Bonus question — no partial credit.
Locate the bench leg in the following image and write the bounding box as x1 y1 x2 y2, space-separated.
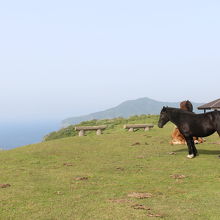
144 127 150 131
79 130 85 136
129 128 134 132
96 129 102 135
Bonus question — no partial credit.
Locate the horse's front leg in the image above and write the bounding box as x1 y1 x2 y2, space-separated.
185 137 196 159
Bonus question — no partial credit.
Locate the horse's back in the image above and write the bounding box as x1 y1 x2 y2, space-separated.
179 111 218 137
204 111 220 122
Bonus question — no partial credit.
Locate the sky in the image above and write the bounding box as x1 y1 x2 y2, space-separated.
0 0 220 122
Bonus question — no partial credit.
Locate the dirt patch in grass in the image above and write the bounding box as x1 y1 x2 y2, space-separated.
147 213 164 218
63 162 74 166
170 174 186 179
131 203 165 218
74 177 89 181
115 167 125 171
0 184 11 188
131 204 151 210
168 152 176 155
131 142 141 146
127 192 153 199
54 191 63 195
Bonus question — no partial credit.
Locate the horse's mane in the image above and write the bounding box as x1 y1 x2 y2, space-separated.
165 107 195 115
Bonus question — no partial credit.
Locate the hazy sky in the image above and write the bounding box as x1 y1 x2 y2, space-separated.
0 0 220 121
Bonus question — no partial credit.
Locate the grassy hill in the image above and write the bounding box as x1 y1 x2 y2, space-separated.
0 120 220 219
62 97 203 127
44 114 158 141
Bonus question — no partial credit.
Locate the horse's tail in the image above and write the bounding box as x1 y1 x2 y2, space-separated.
216 111 220 136
217 123 220 136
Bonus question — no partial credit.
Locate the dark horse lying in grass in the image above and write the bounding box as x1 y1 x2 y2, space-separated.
158 107 220 158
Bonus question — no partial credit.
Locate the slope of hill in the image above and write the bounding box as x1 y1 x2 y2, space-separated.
62 97 203 127
44 114 158 141
0 124 220 219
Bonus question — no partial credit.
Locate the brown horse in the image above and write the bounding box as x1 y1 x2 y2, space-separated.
170 101 204 145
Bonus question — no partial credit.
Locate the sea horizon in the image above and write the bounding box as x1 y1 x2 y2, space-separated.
0 119 60 150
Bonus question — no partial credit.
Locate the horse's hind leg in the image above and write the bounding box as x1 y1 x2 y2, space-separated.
185 137 194 158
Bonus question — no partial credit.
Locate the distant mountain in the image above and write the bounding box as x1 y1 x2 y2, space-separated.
62 97 204 127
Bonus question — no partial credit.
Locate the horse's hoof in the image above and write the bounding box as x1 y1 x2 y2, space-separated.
187 154 194 159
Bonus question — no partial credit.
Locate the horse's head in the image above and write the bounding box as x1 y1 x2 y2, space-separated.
158 106 170 128
180 100 193 112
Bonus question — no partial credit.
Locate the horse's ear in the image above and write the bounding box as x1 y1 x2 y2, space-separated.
162 106 167 112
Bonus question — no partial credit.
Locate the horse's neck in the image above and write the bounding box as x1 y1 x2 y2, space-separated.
167 109 182 126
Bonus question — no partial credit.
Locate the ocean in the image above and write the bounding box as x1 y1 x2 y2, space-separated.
0 120 60 150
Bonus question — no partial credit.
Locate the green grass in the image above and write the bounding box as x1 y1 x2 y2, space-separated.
0 122 220 219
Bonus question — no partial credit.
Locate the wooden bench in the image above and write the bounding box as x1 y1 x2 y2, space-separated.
75 125 107 136
123 124 154 132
